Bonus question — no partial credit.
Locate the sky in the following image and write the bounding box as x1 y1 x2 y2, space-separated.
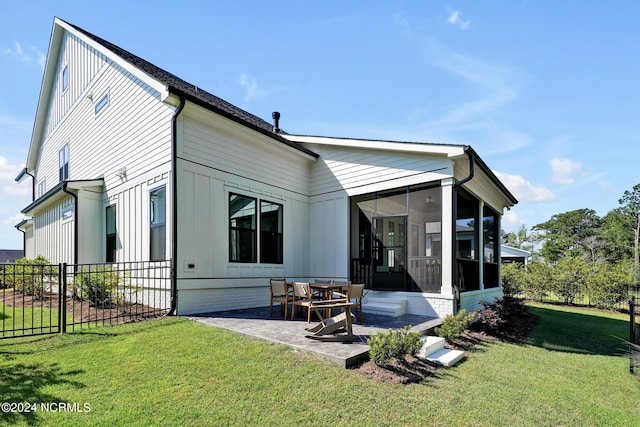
1 1 639 250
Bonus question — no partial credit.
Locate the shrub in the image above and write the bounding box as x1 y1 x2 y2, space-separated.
501 262 524 296
9 255 54 298
475 296 537 341
587 261 634 310
435 309 473 343
368 325 422 367
76 265 123 306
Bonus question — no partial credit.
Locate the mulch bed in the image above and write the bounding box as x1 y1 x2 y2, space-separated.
1 288 167 327
355 311 539 384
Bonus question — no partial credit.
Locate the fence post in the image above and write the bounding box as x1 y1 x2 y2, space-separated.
60 263 67 334
631 296 636 374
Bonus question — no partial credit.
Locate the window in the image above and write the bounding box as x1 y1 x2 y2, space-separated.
62 65 68 91
483 205 500 289
106 205 117 263
456 189 480 291
94 91 109 114
260 201 283 264
59 144 69 181
229 194 257 263
61 204 73 220
37 179 46 198
229 194 284 264
150 187 166 261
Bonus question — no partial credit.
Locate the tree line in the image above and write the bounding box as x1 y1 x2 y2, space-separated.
501 183 640 309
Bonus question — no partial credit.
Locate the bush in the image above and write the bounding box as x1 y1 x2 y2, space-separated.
475 296 537 341
435 309 473 343
8 255 54 298
501 262 524 296
76 265 123 306
587 261 634 310
368 325 422 367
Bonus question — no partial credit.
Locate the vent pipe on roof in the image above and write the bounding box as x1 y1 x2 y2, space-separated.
272 111 281 133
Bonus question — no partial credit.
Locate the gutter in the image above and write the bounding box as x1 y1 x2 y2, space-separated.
169 95 186 316
61 181 79 265
451 147 475 313
15 167 36 201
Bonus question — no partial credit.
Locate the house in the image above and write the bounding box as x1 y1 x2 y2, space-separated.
501 245 530 265
15 17 517 318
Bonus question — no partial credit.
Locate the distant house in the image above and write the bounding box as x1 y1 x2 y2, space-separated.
0 250 24 264
15 18 517 318
501 245 530 265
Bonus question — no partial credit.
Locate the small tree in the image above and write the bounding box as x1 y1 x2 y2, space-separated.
521 261 551 302
549 256 588 305
501 262 524 296
586 260 634 310
10 255 54 299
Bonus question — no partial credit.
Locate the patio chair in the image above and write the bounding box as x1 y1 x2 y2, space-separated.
269 278 290 319
291 281 322 322
335 283 364 323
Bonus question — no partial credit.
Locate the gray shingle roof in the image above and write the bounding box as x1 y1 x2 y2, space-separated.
63 19 318 159
0 249 24 264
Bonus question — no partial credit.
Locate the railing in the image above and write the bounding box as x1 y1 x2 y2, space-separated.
631 295 640 374
1 261 172 339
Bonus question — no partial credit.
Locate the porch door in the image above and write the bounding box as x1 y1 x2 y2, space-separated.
372 216 407 290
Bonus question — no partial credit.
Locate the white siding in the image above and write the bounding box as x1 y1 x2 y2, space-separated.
30 28 174 265
32 197 75 264
306 144 453 197
105 169 171 263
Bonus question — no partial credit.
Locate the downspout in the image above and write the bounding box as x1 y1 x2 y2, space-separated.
451 147 475 313
169 95 186 316
15 167 36 201
14 224 25 257
61 181 79 265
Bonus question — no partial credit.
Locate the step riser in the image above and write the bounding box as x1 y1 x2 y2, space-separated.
416 336 465 368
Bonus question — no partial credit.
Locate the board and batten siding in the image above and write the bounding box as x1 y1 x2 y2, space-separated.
31 197 75 264
174 105 314 314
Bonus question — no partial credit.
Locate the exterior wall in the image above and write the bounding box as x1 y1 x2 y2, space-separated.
23 225 35 259
175 105 315 314
31 196 75 264
305 143 454 286
29 28 174 265
105 169 171 263
459 287 503 313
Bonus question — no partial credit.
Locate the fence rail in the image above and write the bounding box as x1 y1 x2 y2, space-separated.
519 285 640 313
1 261 172 339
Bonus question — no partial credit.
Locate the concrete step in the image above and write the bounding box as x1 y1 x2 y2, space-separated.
416 335 465 368
425 348 466 368
362 297 407 317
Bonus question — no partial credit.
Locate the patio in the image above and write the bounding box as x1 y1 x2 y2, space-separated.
190 307 443 368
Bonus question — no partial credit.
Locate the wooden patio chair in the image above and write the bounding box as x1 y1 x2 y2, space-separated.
291 281 323 322
335 283 364 323
269 278 290 319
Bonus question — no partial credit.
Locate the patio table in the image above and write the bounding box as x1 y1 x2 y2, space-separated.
310 283 346 318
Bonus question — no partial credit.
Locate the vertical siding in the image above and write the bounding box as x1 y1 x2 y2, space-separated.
32 197 74 264
31 27 174 265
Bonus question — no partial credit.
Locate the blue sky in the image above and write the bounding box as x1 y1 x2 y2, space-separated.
1 1 639 249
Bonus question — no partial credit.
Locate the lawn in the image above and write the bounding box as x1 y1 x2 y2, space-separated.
1 304 639 426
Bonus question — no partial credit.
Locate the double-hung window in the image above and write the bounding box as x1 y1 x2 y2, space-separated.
59 144 69 181
229 193 283 264
150 186 166 261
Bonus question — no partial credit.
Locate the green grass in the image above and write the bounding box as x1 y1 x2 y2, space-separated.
1 305 60 337
1 304 639 426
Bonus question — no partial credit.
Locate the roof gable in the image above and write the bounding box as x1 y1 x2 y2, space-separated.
25 18 317 171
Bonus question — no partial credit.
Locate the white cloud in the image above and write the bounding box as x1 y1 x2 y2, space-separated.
550 157 581 185
238 72 268 102
598 180 618 194
501 209 524 232
3 41 45 69
447 10 470 30
494 170 555 203
0 156 29 198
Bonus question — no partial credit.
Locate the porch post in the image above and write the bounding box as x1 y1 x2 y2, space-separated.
479 200 485 291
441 178 454 296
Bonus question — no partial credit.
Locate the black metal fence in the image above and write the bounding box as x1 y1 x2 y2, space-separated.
1 261 172 339
631 296 640 374
520 285 640 313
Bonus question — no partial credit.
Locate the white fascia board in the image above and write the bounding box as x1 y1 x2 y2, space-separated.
283 134 465 157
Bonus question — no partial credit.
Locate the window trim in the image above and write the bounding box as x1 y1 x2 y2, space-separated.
229 193 257 263
260 200 284 264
